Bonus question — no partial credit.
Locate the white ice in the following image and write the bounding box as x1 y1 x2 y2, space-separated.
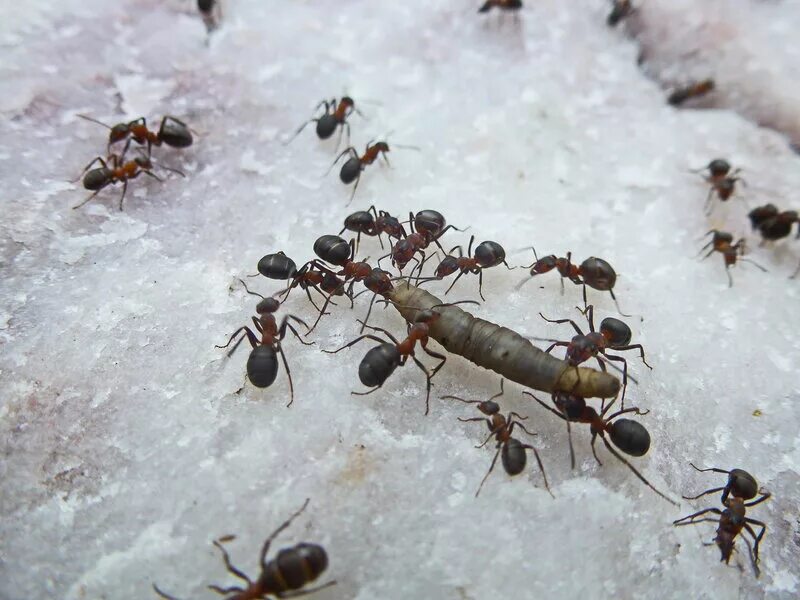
1 1 799 599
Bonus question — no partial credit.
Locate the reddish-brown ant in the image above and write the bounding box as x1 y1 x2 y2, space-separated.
153 498 335 599
340 206 406 251
525 390 677 505
748 204 798 244
77 114 193 156
434 235 512 301
381 210 462 273
668 78 715 106
698 230 767 287
284 97 362 148
73 152 185 210
538 305 651 408
691 159 745 213
478 0 522 13
442 379 551 497
517 248 630 316
674 466 769 576
216 281 313 405
327 141 392 204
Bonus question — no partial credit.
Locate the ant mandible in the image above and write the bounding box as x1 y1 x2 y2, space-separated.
538 305 651 408
517 248 630 316
153 498 336 599
73 152 185 210
668 78 715 107
434 235 512 301
284 97 362 149
674 465 770 577
442 379 551 497
525 390 677 505
77 114 193 157
340 206 406 251
698 230 767 287
216 281 313 405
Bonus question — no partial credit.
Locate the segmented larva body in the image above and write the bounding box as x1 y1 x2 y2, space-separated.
388 282 620 399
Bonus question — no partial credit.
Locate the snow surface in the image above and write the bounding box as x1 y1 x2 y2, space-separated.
1 1 799 599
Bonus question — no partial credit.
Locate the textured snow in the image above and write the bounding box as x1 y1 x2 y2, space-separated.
1 1 799 599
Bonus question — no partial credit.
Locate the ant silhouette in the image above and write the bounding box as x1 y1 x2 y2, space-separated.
697 230 767 287
284 97 363 149
435 236 512 301
77 114 193 157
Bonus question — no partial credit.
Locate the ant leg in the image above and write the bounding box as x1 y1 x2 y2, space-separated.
411 355 434 415
216 327 259 352
490 378 505 401
673 508 722 525
423 346 447 378
359 293 379 334
443 271 467 296
612 343 652 369
117 180 129 211
520 443 553 498
152 584 184 600
259 498 311 567
356 321 400 344
72 187 107 209
522 391 566 421
590 433 603 466
740 257 768 273
278 580 338 598
725 265 734 288
538 313 585 336
602 354 628 409
282 119 317 146
277 342 295 406
599 437 679 505
681 486 725 501
352 385 383 397
71 156 108 182
688 463 731 475
347 172 361 206
740 535 760 578
543 341 569 354
743 519 767 564
279 318 315 345
324 147 357 176
211 539 252 585
322 334 387 354
208 584 246 595
608 289 632 317
745 492 771 507
307 295 335 333
565 418 575 470
475 445 502 497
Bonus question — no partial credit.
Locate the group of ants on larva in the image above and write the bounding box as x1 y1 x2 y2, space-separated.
63 0 796 597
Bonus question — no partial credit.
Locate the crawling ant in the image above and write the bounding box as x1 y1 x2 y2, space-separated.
73 153 185 210
517 248 630 316
607 0 634 26
442 380 551 497
435 235 511 301
197 0 222 33
340 206 406 251
256 252 347 315
525 391 677 505
284 97 362 148
216 281 313 405
698 230 766 287
691 159 745 213
478 0 522 13
748 204 798 243
324 307 456 414
153 498 335 599
77 114 193 156
668 78 715 106
674 465 770 576
328 141 392 204
539 305 651 408
383 210 462 272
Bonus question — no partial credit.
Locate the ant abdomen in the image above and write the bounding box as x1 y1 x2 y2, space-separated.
316 114 338 139
474 241 506 268
435 256 460 277
501 438 527 476
258 252 297 280
159 119 193 148
83 168 110 191
600 317 632 347
314 235 351 266
340 157 362 184
358 344 401 387
247 346 279 388
580 257 617 291
608 419 650 456
727 469 759 501
261 543 329 593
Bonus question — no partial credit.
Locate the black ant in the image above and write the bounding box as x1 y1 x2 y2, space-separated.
748 204 798 243
607 0 634 26
383 210 462 272
478 0 523 13
517 248 630 316
691 159 745 213
327 141 393 204
216 281 313 405
197 0 222 33
434 236 512 301
442 380 551 497
284 97 362 148
256 252 348 315
674 465 770 577
668 78 715 106
324 308 455 415
538 305 651 408
77 114 193 156
525 390 677 505
340 206 406 251
698 230 767 287
73 152 185 210
153 498 335 599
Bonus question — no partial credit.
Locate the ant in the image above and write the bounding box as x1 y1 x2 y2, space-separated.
698 230 767 287
340 206 406 251
313 234 373 295
668 78 715 106
73 152 185 210
517 248 630 316
442 379 551 497
383 210 462 272
328 141 393 204
607 0 634 26
284 97 362 148
197 0 222 33
216 281 313 405
478 0 523 13
353 267 396 333
674 465 770 577
525 390 677 505
434 235 512 301
748 204 798 243
323 308 454 415
691 159 745 214
152 498 336 599
538 305 651 408
77 114 193 157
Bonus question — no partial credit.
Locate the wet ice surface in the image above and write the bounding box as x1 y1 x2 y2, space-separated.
1 1 799 599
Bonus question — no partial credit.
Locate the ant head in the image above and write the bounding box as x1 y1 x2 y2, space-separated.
414 210 446 238
579 257 617 291
435 256 460 277
474 241 506 268
340 96 355 108
708 158 731 177
108 123 130 144
373 141 390 153
599 317 632 347
727 469 758 501
414 309 440 325
710 230 734 245
608 418 650 457
313 234 352 266
477 400 500 416
256 297 280 314
552 392 586 420
365 268 393 294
